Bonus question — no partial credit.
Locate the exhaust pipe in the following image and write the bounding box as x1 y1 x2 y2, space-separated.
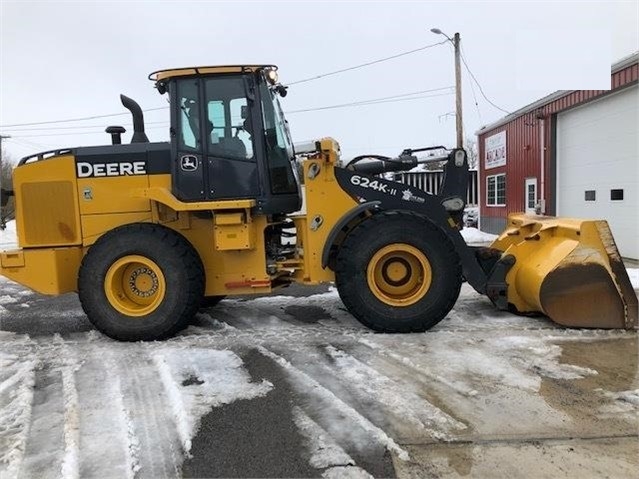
120 94 149 144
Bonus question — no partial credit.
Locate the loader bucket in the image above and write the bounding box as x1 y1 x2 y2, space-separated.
490 213 638 329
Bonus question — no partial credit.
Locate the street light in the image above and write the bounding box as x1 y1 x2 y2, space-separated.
431 28 463 149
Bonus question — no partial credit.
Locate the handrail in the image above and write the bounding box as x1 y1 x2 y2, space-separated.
18 148 73 166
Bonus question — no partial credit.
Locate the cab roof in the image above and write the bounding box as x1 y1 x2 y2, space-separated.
148 65 277 82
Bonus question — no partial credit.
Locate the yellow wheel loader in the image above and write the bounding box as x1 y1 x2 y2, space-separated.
0 65 636 341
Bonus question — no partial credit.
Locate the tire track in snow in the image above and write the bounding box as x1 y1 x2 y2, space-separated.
206 300 302 330
68 348 135 479
257 346 409 461
292 406 374 478
117 350 182 479
0 353 36 479
59 345 81 479
322 345 466 440
17 363 65 479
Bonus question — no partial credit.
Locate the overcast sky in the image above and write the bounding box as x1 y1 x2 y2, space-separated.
1 1 637 161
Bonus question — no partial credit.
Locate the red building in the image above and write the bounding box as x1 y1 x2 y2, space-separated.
476 53 638 260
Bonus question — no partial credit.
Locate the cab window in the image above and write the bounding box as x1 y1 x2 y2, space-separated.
204 77 254 161
177 79 200 151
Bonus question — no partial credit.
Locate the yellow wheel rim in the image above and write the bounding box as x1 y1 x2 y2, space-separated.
105 255 166 316
366 243 432 307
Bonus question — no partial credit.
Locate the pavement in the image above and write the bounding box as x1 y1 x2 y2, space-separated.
1 279 638 479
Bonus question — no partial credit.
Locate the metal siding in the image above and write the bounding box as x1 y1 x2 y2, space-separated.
478 61 638 229
556 85 638 258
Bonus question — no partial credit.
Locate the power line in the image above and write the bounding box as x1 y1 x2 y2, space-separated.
286 88 454 114
1 119 170 132
8 137 56 150
10 124 170 138
0 106 169 128
465 65 483 125
3 43 447 130
459 47 510 115
6 87 453 136
288 40 448 86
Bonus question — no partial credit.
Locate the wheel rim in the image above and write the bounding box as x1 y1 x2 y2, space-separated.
105 255 166 316
366 243 432 307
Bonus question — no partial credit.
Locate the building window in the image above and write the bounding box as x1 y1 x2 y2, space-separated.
610 189 624 201
527 183 536 209
486 174 506 206
585 190 596 201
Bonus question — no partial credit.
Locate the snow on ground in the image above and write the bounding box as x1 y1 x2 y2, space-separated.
460 226 497 244
0 220 17 250
0 280 637 478
153 348 273 454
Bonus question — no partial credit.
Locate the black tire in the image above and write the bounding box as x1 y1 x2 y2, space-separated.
200 295 227 308
335 211 462 333
78 223 204 341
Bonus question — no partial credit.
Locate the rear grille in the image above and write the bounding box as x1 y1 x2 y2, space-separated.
20 181 79 246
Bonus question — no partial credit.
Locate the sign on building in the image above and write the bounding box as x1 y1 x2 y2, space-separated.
485 131 506 169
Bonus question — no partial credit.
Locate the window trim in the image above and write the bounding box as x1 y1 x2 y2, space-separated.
486 173 506 207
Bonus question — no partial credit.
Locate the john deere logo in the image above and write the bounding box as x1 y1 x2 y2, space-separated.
181 155 198 171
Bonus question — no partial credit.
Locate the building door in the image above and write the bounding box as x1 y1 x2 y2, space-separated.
525 178 537 214
556 84 638 259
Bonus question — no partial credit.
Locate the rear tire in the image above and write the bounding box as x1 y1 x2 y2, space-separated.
78 223 204 341
335 211 462 333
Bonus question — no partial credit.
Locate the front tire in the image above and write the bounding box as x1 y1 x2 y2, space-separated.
78 223 204 341
335 211 462 333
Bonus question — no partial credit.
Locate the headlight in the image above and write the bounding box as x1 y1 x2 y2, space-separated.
266 69 278 85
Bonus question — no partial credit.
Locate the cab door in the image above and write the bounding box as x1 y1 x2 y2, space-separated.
172 77 207 201
203 76 260 200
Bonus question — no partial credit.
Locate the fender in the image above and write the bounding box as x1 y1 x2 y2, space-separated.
321 201 381 269
333 167 489 293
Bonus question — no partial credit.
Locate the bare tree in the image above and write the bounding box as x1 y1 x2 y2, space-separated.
1 149 15 227
465 136 479 170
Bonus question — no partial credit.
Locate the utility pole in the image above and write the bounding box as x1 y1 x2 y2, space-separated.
430 28 464 149
453 32 463 149
0 134 10 229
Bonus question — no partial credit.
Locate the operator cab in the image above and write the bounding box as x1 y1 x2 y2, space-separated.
149 65 301 214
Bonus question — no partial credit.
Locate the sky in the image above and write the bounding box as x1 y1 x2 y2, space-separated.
1 0 637 161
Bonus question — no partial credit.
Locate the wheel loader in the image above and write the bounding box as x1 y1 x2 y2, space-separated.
0 65 636 341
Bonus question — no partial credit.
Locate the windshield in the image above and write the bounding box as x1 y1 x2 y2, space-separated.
259 80 297 194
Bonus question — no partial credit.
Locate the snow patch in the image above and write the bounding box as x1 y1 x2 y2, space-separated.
0 295 18 305
0 220 17 250
495 336 598 381
109 372 140 479
60 348 82 479
324 345 466 437
323 465 374 479
460 227 497 244
292 406 355 469
598 388 639 417
0 353 36 478
258 346 410 461
153 348 273 454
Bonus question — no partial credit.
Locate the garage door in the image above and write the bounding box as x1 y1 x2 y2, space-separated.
556 85 638 260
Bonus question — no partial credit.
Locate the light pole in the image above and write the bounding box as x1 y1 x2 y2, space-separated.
431 28 463 149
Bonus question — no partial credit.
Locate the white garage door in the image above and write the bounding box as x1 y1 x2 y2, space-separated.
557 84 638 260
